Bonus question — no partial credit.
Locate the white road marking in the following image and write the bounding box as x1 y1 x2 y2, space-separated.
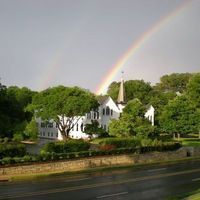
192 178 200 182
96 191 128 199
148 168 167 172
64 177 91 183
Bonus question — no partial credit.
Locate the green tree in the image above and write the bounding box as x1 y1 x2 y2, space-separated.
107 80 152 104
28 86 98 140
160 95 200 137
24 118 38 140
106 81 120 102
109 99 154 137
84 120 107 138
186 73 200 108
155 73 193 93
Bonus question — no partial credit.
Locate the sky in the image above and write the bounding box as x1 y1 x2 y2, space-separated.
0 0 199 94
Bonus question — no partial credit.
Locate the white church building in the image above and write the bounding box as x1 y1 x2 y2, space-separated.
37 78 155 140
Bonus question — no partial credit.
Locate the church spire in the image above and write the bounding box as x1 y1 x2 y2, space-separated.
117 71 126 104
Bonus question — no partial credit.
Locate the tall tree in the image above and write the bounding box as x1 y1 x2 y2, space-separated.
186 73 200 108
109 99 154 137
107 80 152 104
160 95 200 136
28 86 98 140
155 73 193 93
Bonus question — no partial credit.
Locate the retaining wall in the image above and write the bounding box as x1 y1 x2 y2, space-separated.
0 148 191 180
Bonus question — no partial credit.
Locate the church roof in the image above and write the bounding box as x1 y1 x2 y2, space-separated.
96 95 109 105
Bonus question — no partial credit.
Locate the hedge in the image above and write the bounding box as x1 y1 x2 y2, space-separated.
0 142 181 165
99 138 141 148
0 143 26 159
41 139 90 153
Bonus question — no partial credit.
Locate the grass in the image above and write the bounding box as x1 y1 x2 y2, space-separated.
167 188 200 200
179 138 200 147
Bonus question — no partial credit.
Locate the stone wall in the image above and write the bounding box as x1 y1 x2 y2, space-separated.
0 147 195 180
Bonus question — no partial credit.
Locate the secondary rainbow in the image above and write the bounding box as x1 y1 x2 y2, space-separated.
95 0 191 95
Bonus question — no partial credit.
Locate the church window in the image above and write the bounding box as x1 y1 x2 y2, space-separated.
87 113 91 119
106 106 110 115
76 124 79 131
103 108 105 115
81 123 84 132
97 112 99 119
48 123 53 128
111 109 113 116
94 112 96 119
41 122 46 128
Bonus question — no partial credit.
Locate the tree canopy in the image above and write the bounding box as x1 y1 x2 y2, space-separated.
155 73 193 93
160 95 200 135
107 80 152 104
109 99 154 137
29 86 98 139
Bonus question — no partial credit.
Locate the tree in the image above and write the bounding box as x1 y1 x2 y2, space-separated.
24 118 38 140
84 120 107 138
160 95 200 137
107 80 152 104
109 99 154 137
28 86 98 140
106 81 120 102
155 73 193 93
186 73 200 108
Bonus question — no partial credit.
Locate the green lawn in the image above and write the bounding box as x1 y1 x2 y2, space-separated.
167 189 200 200
179 138 200 147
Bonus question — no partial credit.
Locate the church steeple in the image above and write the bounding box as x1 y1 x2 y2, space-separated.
117 71 126 104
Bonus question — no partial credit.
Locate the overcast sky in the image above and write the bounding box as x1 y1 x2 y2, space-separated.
0 0 199 93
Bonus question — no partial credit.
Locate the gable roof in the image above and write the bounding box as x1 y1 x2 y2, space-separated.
96 95 109 105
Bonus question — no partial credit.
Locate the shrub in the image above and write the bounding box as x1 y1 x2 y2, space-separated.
99 138 141 148
99 144 116 151
0 143 26 159
1 157 15 165
41 139 90 153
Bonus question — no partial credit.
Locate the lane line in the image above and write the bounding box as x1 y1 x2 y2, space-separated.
64 177 91 183
1 168 200 199
96 191 128 199
148 168 167 172
192 178 200 182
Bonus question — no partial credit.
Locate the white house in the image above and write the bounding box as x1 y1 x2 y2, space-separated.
37 77 155 140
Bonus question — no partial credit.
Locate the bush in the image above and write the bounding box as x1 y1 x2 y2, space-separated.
0 143 26 159
99 138 141 148
1 157 15 164
41 139 90 153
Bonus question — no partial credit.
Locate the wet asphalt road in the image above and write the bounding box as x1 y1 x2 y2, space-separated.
0 160 200 200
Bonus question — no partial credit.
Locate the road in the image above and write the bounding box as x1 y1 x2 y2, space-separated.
0 160 200 200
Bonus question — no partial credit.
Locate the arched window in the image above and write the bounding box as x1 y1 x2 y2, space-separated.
87 113 91 119
111 109 113 116
103 108 105 115
76 124 79 131
97 112 99 119
81 123 84 132
106 106 110 115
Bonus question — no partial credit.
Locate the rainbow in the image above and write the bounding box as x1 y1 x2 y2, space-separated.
95 0 191 95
